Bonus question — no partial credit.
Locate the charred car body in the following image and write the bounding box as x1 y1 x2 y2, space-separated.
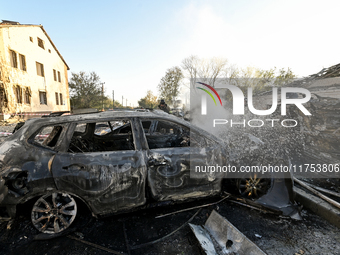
0 110 298 235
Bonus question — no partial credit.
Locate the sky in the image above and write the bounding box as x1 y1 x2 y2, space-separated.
1 0 340 107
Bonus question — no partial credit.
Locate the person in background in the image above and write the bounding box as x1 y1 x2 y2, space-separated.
158 99 170 113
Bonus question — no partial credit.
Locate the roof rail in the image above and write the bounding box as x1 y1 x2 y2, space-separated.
42 111 70 118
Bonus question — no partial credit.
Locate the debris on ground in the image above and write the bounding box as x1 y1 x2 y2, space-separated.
190 210 266 255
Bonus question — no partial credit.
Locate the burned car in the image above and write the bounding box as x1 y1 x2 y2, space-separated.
0 110 297 235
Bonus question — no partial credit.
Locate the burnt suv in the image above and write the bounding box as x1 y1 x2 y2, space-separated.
0 110 297 235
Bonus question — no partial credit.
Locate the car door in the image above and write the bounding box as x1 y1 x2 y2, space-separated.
51 118 147 215
141 118 225 201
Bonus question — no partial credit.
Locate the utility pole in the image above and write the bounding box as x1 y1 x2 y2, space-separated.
122 96 123 107
102 82 105 111
112 90 114 109
126 99 127 107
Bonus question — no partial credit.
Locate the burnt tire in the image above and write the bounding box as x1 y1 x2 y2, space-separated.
237 173 271 200
31 192 77 234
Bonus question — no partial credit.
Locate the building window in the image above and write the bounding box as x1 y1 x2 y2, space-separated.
57 71 61 82
53 69 57 81
59 93 63 105
10 50 18 68
37 37 45 49
55 92 59 105
29 36 33 42
48 49 51 53
19 54 27 71
24 87 31 104
39 91 47 105
36 62 44 77
0 84 8 108
14 85 22 104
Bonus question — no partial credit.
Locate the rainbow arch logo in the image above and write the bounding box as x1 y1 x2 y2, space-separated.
196 82 222 106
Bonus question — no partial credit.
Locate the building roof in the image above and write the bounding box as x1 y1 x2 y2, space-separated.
0 20 70 70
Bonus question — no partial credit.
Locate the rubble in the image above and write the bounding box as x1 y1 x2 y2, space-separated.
256 63 340 164
189 210 266 255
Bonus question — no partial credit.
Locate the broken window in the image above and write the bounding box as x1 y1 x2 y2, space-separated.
24 87 31 104
59 93 63 105
0 83 8 108
36 62 44 77
14 85 22 104
10 50 17 68
142 120 191 149
74 123 87 133
55 92 59 105
37 37 44 49
31 125 63 148
53 69 57 81
142 121 152 133
39 91 47 105
68 119 135 153
19 54 26 71
57 71 61 82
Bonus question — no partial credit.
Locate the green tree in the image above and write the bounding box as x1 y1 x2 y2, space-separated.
275 67 296 86
91 96 123 110
158 66 183 105
69 71 104 109
138 90 158 109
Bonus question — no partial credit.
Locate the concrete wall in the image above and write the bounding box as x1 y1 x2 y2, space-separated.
0 25 70 114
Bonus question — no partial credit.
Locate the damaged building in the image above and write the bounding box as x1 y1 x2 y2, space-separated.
255 63 340 164
0 20 70 119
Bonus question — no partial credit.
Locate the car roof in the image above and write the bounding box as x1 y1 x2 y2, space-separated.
25 110 184 126
22 110 224 145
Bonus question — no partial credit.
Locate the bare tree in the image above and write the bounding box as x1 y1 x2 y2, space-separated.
181 55 228 87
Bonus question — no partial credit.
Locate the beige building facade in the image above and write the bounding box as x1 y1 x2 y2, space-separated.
0 20 70 118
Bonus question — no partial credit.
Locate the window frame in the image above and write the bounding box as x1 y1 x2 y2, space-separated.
67 118 137 153
39 91 47 105
36 62 45 77
55 92 59 105
14 85 22 104
19 54 26 71
37 37 45 49
59 93 63 105
24 87 31 104
10 50 18 68
28 124 68 151
57 71 61 82
53 69 57 81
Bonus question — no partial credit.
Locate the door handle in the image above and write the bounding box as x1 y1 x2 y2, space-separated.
62 164 85 170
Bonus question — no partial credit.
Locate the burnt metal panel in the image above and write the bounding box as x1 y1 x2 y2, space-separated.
51 150 147 215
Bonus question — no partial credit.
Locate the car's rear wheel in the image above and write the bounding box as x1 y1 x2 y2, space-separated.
31 192 77 234
237 173 271 199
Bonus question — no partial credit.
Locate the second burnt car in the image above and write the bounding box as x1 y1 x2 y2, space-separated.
0 110 298 235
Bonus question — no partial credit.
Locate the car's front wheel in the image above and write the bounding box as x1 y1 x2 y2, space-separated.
31 192 77 234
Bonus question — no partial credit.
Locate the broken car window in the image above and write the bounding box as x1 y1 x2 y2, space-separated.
142 120 190 149
68 119 135 153
31 125 63 148
74 123 86 134
94 122 112 136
